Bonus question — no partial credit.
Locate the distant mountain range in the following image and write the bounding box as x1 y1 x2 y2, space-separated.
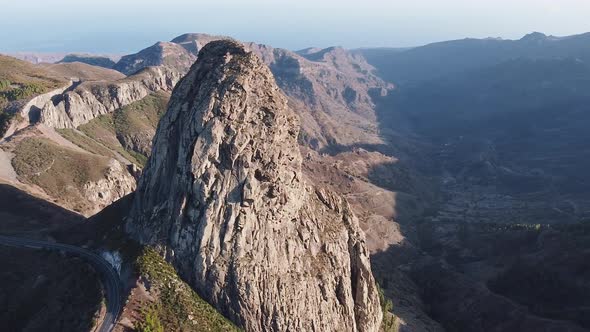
357 32 590 83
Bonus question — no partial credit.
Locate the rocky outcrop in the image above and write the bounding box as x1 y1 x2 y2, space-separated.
83 159 136 214
39 66 181 129
126 40 382 331
0 82 73 138
113 41 196 76
19 83 72 121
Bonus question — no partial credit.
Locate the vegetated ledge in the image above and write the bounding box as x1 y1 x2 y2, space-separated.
68 195 241 332
134 247 241 331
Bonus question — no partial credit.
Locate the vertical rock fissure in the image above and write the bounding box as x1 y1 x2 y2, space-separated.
126 40 382 332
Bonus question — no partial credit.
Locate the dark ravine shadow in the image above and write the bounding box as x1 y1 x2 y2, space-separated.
0 183 84 236
319 63 590 329
0 246 103 332
371 222 590 332
0 184 102 332
306 87 448 329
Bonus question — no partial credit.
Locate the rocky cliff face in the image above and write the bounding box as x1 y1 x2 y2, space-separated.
38 66 180 129
82 159 136 214
126 40 382 331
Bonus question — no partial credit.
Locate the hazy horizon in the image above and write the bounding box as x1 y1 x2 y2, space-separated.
1 0 590 54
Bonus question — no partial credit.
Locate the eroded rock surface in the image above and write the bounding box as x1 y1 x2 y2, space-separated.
126 40 382 331
39 66 181 129
83 159 136 214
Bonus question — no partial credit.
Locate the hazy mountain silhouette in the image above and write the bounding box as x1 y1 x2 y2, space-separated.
358 32 590 84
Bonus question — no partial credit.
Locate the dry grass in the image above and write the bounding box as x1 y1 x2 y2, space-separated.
42 62 124 81
113 90 167 134
0 55 65 90
11 137 111 213
57 128 118 158
78 116 145 166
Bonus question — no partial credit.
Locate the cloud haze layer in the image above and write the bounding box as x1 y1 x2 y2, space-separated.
1 0 590 53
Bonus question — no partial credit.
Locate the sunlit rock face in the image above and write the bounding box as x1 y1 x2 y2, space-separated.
126 40 382 332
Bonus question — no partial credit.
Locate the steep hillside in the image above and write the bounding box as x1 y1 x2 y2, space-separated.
96 33 432 330
2 128 135 215
112 33 394 150
75 91 170 166
248 43 394 150
0 56 173 217
0 56 138 217
356 32 590 332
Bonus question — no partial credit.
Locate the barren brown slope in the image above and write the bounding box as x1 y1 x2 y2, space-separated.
41 62 126 81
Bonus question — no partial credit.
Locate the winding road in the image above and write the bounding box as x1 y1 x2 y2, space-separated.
0 235 121 332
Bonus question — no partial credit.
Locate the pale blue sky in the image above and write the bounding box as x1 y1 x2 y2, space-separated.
1 0 590 53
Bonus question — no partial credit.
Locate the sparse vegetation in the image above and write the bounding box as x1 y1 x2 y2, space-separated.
378 282 398 332
135 247 240 331
0 55 64 96
113 91 167 135
77 91 169 166
0 110 15 136
11 137 111 213
135 307 164 332
56 128 118 158
0 82 45 101
0 55 66 136
0 79 10 90
78 114 146 166
70 201 240 331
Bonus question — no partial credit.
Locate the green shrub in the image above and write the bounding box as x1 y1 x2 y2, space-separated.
0 79 10 90
0 110 15 137
1 83 45 101
135 307 164 332
378 282 397 332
